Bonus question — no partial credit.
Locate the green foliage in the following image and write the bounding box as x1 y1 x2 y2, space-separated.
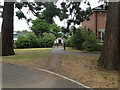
82 32 99 52
41 33 56 47
31 18 62 38
56 33 64 38
60 2 69 21
66 37 73 47
43 2 61 24
15 2 44 19
96 43 103 51
15 1 91 30
15 32 38 48
31 18 50 37
26 32 39 48
60 2 91 30
15 3 24 10
15 32 55 48
50 23 63 38
16 11 26 19
66 27 102 52
71 28 86 50
50 23 61 33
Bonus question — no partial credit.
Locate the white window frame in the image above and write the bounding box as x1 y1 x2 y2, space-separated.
98 29 105 42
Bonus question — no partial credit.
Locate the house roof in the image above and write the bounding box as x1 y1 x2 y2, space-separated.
83 4 107 22
92 4 107 11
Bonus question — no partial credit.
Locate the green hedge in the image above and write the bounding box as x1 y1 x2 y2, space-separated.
15 32 55 48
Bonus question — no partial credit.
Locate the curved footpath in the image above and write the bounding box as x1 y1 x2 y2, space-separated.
2 63 91 89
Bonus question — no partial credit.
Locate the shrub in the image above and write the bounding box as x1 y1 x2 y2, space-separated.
82 32 99 52
71 29 86 50
96 43 103 51
41 33 55 48
15 36 30 48
26 32 39 48
66 37 73 47
15 32 55 48
68 27 102 52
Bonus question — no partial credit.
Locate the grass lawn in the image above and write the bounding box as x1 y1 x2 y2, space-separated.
66 47 101 54
2 48 52 69
58 54 118 88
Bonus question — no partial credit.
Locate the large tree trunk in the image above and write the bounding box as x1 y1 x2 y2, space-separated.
1 2 15 56
98 2 120 70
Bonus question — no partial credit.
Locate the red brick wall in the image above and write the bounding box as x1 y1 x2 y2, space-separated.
97 11 106 30
82 12 96 32
82 11 106 36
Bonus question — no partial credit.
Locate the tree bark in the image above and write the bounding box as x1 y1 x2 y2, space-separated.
98 2 120 70
2 2 15 56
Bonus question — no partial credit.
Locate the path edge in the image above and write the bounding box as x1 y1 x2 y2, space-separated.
17 64 93 90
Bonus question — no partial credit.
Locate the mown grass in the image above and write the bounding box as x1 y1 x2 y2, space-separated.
2 48 52 68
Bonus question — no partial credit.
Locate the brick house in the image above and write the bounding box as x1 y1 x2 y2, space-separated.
82 4 107 42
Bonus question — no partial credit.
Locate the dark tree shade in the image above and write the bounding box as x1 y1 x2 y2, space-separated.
2 2 15 56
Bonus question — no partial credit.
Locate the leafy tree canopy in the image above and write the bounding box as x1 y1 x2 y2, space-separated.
60 1 91 32
31 18 50 37
15 0 92 35
49 22 62 37
15 2 60 24
42 2 61 24
31 17 62 37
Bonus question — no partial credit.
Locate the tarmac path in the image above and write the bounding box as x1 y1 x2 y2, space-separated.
2 63 85 88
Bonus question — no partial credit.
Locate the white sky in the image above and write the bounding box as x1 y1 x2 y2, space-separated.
0 0 104 32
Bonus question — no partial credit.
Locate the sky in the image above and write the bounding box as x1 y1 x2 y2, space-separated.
0 0 104 32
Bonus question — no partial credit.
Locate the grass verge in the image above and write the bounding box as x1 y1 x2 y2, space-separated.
2 48 52 69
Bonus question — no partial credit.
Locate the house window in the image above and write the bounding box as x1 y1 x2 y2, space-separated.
98 29 105 42
100 32 105 42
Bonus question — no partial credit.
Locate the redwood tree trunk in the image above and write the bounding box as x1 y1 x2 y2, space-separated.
98 2 120 70
2 2 15 56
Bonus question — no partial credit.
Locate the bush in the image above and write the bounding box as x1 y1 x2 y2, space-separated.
96 43 103 51
15 36 30 48
15 32 55 48
41 33 55 48
67 28 102 52
66 37 73 47
71 29 86 50
82 32 99 52
26 32 39 48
